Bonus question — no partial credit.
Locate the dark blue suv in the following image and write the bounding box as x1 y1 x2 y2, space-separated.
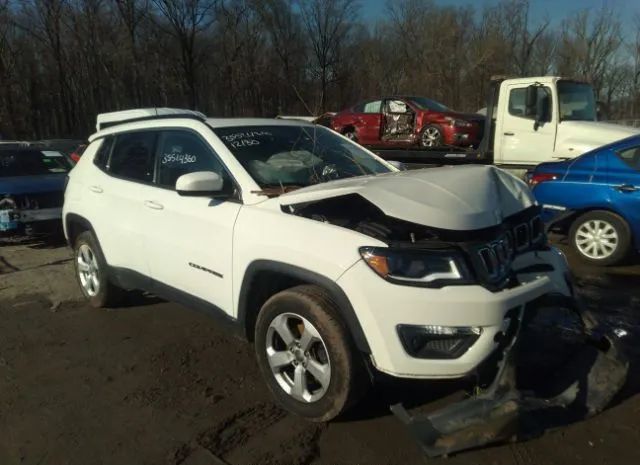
530 135 640 266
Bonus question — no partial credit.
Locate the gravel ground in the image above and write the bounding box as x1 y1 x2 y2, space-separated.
1 235 639 465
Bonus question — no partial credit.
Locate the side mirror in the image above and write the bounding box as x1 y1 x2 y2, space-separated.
176 171 224 196
387 160 408 171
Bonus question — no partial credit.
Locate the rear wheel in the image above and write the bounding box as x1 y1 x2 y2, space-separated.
569 211 631 266
73 231 123 307
254 285 367 422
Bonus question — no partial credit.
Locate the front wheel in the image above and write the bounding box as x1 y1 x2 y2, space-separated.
254 285 367 422
569 211 631 266
420 124 443 148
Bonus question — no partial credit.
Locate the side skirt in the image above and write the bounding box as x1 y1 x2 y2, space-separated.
107 266 244 338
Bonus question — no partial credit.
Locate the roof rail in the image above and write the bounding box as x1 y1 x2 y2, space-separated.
96 108 206 132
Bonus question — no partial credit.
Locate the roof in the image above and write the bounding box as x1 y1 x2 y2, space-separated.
204 117 314 128
89 110 317 142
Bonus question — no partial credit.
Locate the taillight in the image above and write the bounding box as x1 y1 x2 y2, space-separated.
529 172 558 187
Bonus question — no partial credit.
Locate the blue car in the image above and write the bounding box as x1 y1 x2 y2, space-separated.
0 148 72 234
530 135 640 266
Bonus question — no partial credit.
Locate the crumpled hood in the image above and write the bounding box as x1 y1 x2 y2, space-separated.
555 121 640 158
0 174 67 195
279 165 534 230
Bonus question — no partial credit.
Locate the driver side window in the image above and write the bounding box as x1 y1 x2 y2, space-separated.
508 87 552 122
156 130 232 192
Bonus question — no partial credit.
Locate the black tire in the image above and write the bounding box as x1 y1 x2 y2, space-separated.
73 230 123 307
420 124 443 148
569 210 631 266
343 128 358 143
254 284 368 422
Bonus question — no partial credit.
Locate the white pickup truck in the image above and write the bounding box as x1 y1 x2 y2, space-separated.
490 76 640 166
373 76 640 171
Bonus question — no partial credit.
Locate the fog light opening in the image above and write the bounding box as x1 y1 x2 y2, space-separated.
397 325 482 359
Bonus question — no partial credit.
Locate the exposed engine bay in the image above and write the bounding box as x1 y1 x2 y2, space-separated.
283 193 545 291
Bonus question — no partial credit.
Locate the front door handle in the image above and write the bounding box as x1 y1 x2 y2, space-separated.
88 185 103 193
144 200 164 210
503 132 515 136
616 184 638 193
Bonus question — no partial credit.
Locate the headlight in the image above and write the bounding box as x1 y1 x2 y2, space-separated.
444 117 472 128
359 246 474 287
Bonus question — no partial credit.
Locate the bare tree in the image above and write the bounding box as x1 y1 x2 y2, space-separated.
299 0 357 112
114 0 150 105
557 7 622 100
152 0 216 108
1 0 640 139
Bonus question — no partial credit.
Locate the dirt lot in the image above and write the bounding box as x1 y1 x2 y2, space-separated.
1 235 640 465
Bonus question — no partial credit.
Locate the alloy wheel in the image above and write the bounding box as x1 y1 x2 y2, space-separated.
422 127 441 147
265 312 331 403
77 243 100 297
575 219 619 260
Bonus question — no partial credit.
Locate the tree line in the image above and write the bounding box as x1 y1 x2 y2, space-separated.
0 0 639 140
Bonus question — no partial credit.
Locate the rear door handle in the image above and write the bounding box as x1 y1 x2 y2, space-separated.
88 185 103 193
503 132 515 136
616 184 638 193
144 200 164 210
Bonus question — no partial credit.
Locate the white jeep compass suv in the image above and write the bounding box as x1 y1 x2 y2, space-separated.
63 108 573 421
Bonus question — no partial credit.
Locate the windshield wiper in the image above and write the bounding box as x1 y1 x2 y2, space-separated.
251 184 304 197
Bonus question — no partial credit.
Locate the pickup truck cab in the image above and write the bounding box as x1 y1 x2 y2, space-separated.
492 76 640 167
63 108 574 422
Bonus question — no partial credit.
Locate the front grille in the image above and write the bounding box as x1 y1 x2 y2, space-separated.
477 237 511 281
12 191 63 210
473 214 544 287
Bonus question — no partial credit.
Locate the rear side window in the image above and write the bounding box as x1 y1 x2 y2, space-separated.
94 136 114 169
363 100 382 113
108 132 158 182
156 130 231 190
618 146 640 171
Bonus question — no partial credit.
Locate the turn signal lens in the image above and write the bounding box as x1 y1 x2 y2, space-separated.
361 250 390 278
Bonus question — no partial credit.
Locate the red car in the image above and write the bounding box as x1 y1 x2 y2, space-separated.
330 96 484 149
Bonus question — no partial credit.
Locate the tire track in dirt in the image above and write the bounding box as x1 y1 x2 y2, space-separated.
171 402 324 465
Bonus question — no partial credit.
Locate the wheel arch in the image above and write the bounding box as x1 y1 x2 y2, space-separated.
65 213 97 248
237 260 371 354
548 206 631 236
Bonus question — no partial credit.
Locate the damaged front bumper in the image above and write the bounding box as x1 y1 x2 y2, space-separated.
391 297 628 457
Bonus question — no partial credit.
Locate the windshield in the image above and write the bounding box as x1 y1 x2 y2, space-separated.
0 150 72 177
558 81 596 121
407 97 450 112
214 125 392 189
